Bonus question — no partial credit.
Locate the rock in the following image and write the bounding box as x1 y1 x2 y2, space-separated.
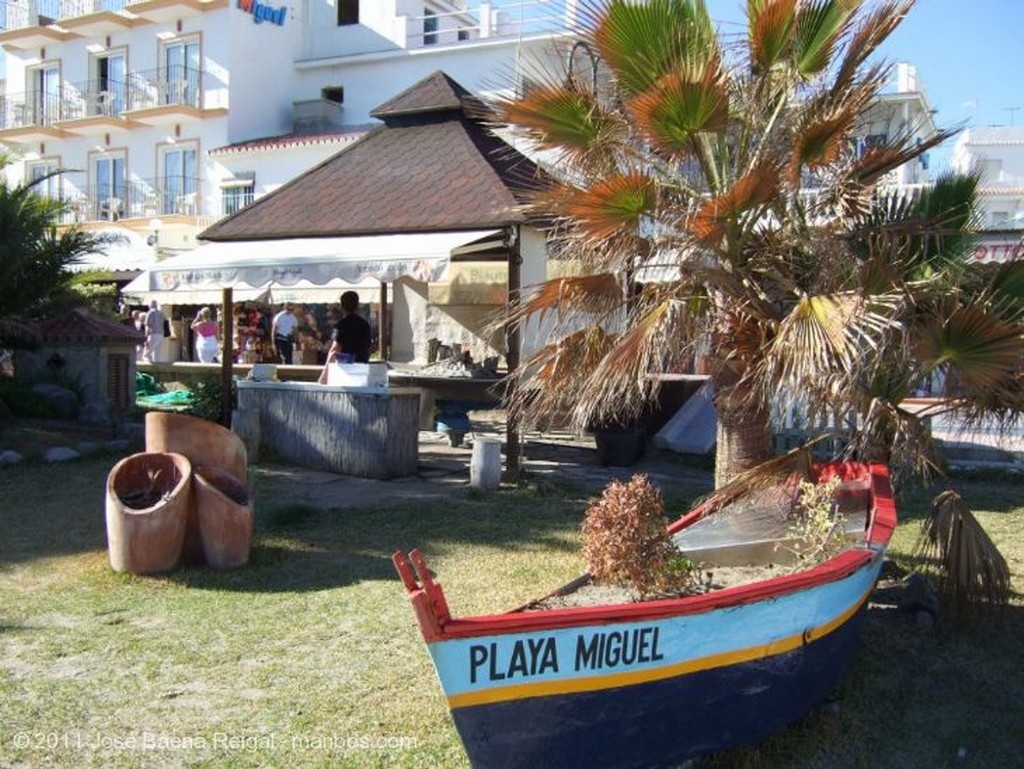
43 446 81 462
1 450 24 464
80 398 113 425
31 383 81 420
914 609 936 632
75 441 100 455
105 439 131 453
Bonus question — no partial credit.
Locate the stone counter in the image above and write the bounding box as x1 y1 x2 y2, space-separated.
234 381 420 479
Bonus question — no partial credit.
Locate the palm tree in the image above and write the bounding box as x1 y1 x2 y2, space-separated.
0 163 109 349
493 0 1023 488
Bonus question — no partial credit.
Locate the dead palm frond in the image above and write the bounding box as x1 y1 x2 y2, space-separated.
914 489 1011 621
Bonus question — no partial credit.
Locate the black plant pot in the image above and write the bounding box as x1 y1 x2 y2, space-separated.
593 425 646 467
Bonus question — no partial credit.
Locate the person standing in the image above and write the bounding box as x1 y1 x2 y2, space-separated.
318 291 372 384
271 303 299 365
144 300 166 363
190 307 220 363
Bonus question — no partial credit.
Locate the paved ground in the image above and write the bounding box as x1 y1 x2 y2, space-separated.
251 412 715 512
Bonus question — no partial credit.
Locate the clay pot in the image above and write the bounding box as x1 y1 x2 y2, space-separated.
145 412 247 482
106 452 192 574
194 465 253 570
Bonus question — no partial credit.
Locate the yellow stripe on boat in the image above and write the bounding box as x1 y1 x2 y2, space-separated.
447 583 873 710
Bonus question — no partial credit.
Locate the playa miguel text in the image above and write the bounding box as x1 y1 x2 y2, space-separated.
469 626 663 684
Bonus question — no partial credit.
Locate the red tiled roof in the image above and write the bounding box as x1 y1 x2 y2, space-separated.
40 308 143 345
200 71 546 241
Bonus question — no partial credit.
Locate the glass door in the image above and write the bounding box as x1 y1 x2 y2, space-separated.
29 65 60 124
162 147 197 215
164 41 200 107
95 155 125 221
98 53 126 116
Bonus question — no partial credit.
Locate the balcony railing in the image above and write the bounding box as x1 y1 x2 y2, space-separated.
0 89 65 129
59 76 129 120
61 176 200 223
125 65 203 112
404 0 576 48
0 67 208 130
0 0 129 30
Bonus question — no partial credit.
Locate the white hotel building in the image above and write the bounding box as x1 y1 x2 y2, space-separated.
0 2 949 281
0 0 574 252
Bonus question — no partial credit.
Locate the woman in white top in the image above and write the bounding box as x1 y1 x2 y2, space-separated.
190 307 220 363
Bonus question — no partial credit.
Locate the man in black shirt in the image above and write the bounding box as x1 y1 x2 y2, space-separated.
317 290 372 383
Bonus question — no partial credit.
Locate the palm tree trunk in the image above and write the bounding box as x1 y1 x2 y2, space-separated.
713 369 775 488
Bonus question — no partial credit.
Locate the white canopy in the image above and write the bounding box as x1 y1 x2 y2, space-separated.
121 230 503 305
67 226 159 274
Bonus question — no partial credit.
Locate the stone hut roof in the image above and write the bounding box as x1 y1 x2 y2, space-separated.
40 309 143 345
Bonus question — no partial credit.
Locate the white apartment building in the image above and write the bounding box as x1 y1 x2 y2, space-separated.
0 0 574 252
950 126 1024 263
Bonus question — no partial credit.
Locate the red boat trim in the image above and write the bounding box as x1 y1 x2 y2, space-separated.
446 580 876 710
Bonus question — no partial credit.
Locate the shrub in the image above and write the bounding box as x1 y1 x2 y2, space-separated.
184 375 232 424
781 475 848 566
0 380 58 418
581 473 694 599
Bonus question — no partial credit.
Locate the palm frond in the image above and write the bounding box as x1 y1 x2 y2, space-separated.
791 0 858 78
628 66 729 155
592 0 718 98
748 0 797 74
831 0 914 92
915 304 1024 392
560 173 658 240
499 82 618 156
690 162 779 247
914 489 1011 621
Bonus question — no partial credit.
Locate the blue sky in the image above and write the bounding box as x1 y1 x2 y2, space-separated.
478 0 1022 170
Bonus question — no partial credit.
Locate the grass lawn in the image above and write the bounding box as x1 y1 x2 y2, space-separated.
1 451 1022 768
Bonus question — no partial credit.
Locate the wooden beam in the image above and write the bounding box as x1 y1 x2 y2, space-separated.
220 287 233 427
379 281 389 360
504 225 522 482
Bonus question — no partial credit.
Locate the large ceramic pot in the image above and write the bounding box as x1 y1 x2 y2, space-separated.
193 465 253 570
145 412 247 482
105 452 192 574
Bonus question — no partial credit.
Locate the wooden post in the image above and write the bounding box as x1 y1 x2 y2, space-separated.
220 287 233 427
504 225 522 482
379 280 389 360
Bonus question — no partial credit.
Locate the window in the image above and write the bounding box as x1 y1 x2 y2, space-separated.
337 0 358 25
457 29 469 41
321 86 344 104
992 211 1010 227
222 172 255 216
423 8 438 45
93 153 126 221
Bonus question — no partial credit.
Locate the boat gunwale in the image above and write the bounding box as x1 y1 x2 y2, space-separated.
397 462 895 641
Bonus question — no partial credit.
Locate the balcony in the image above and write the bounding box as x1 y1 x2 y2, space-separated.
124 0 226 24
0 90 71 143
55 76 140 135
0 0 74 49
123 65 225 125
58 0 135 38
63 176 200 224
402 0 575 49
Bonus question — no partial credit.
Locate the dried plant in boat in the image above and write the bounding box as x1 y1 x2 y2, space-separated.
778 476 849 567
582 474 696 599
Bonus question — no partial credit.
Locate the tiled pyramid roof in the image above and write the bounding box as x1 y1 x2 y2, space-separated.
200 72 545 241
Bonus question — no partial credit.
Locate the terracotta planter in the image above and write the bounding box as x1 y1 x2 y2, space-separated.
105 452 192 574
145 412 247 482
194 465 253 570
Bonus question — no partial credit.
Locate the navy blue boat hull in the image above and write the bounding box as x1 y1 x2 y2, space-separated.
451 606 867 769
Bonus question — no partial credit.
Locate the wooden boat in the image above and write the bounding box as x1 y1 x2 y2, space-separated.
393 462 896 769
